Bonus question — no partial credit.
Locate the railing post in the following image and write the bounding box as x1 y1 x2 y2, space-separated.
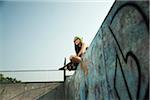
64 57 66 81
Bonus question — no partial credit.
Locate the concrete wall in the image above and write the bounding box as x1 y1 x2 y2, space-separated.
0 83 61 100
65 0 149 100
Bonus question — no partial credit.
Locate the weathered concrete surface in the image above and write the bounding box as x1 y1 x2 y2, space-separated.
0 83 61 100
37 83 65 100
65 0 149 100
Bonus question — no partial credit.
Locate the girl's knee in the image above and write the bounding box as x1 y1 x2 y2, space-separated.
72 56 81 63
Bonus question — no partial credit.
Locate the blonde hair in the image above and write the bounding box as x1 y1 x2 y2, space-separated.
74 36 83 43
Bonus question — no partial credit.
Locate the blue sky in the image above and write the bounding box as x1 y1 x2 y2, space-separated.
0 1 114 81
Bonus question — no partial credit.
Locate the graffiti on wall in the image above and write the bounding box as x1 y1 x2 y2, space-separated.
107 2 148 100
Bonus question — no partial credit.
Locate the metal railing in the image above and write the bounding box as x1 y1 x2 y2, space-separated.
0 69 66 83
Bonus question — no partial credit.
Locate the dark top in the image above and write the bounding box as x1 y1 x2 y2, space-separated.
73 44 88 68
75 44 88 57
75 44 82 57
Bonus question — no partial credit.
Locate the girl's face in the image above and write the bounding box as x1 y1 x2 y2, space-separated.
74 39 80 45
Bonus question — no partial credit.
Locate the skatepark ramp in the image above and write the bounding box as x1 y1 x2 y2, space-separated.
0 83 62 100
65 0 149 100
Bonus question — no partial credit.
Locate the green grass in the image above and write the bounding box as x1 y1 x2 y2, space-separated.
0 74 21 84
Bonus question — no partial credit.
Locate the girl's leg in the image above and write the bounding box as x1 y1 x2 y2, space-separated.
70 56 81 63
